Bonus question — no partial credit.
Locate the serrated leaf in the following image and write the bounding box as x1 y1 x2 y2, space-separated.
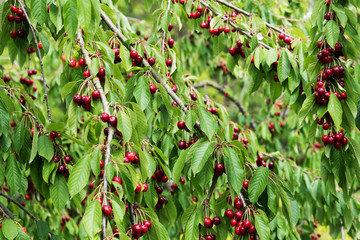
30 0 47 25
117 110 133 143
50 175 69 210
161 10 171 32
325 20 340 48
90 146 101 177
38 136 54 161
328 93 342 128
63 0 78 42
278 50 290 82
14 121 24 154
173 148 189 184
61 81 78 100
120 45 132 71
30 127 39 163
68 154 91 198
37 220 50 239
82 200 102 239
255 209 270 240
2 219 17 240
249 167 268 203
5 155 21 193
77 0 92 33
189 139 215 175
224 147 244 194
130 102 147 142
67 101 78 134
266 48 278 66
133 76 151 110
298 94 315 126
184 210 200 240
198 106 216 139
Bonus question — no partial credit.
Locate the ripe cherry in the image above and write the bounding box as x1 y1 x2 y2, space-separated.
126 152 136 161
249 225 256 233
101 113 109 122
68 59 76 68
52 156 60 163
133 224 142 234
135 183 142 192
142 183 148 192
204 217 213 228
147 57 156 66
97 68 105 77
64 155 72 164
225 209 234 218
11 6 18 13
102 204 112 216
177 121 186 129
92 90 101 99
278 33 285 40
166 59 172 66
322 122 330 130
214 163 225 176
149 84 157 94
242 181 249 190
141 224 148 234
224 26 231 33
235 210 243 219
178 140 187 149
50 131 58 138
108 116 117 126
144 220 152 229
243 220 251 229
130 50 138 59
213 216 221 225
230 218 237 226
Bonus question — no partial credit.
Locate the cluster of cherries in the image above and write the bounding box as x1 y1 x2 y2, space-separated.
26 45 36 54
73 90 100 111
317 41 343 65
2 75 11 83
129 50 156 67
178 137 199 149
278 33 294 46
256 154 274 170
108 40 122 64
321 129 347 149
8 5 28 39
151 169 169 209
123 151 140 164
190 92 198 101
130 220 152 239
206 107 219 115
60 216 71 227
165 38 175 49
228 40 247 58
24 181 35 202
267 122 276 134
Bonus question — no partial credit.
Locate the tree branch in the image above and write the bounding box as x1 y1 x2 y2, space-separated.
260 152 321 179
18 0 52 123
214 0 292 38
0 192 38 222
199 0 271 50
100 10 206 136
76 30 116 239
194 80 257 130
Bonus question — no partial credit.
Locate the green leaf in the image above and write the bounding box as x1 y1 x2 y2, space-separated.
90 146 101 177
328 93 342 128
67 101 78 134
224 147 244 194
117 110 133 143
77 0 92 34
266 48 278 67
50 175 69 210
134 76 151 111
184 210 200 240
63 0 78 42
298 94 315 126
198 106 216 139
355 99 360 130
249 167 268 203
278 50 290 82
37 220 50 239
82 200 102 239
38 136 54 161
0 99 9 136
96 41 115 63
2 219 18 240
61 81 78 100
325 20 340 48
254 209 270 240
189 139 215 175
130 102 147 142
120 45 132 71
5 155 21 193
161 10 171 32
14 121 24 154
68 154 91 198
30 128 39 163
119 165 135 202
48 122 66 132
172 148 189 184
30 0 47 25
254 47 262 69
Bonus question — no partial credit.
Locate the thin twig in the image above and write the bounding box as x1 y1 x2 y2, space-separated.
194 80 257 130
0 201 15 219
18 0 52 123
76 30 116 239
214 0 292 38
260 152 321 179
0 192 38 222
199 0 271 50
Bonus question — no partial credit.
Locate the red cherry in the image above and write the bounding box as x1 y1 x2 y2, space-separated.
64 155 72 164
113 176 122 184
178 140 187 149
130 50 138 59
214 163 225 176
102 205 112 216
133 224 142 234
230 218 237 226
278 33 285 40
248 225 256 233
126 152 136 161
166 59 172 66
149 84 157 94
144 220 152 229
92 90 101 100
97 67 105 78
225 209 234 218
147 57 156 66
234 199 242 209
204 217 213 228
101 113 109 122
68 59 76 68
342 137 348 145
8 15 15 22
177 121 186 129
142 183 148 192
224 26 231 33
242 181 249 190
11 6 18 13
50 131 58 138
243 220 251 229
235 210 243 219
108 116 117 126
135 183 142 192
52 156 60 163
